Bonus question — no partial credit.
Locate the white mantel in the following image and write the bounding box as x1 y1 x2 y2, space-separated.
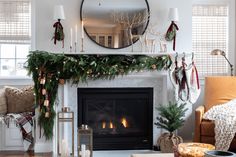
51 71 172 155
50 52 191 58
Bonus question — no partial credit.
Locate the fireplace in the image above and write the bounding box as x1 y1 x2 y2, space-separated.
78 88 153 150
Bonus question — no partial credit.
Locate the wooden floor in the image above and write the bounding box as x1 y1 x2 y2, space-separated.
0 151 53 157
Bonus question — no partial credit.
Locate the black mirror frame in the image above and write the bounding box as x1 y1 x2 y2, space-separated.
80 0 150 50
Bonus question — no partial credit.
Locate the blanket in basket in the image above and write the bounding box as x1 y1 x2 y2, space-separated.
0 112 34 150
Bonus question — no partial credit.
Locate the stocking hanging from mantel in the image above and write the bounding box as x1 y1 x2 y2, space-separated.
169 53 200 104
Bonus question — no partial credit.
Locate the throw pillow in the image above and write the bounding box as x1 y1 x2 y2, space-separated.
0 88 7 114
5 86 35 113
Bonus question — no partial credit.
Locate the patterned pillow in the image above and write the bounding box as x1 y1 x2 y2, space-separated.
0 88 7 114
5 86 35 113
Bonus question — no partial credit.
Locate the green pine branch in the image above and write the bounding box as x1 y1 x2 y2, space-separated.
154 102 187 133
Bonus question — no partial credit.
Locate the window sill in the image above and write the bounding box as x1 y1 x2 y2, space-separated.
0 76 33 86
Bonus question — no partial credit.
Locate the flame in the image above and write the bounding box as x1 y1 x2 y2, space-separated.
109 121 114 129
102 122 106 129
121 117 128 128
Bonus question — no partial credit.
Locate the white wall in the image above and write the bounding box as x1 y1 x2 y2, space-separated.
34 0 192 152
35 0 192 53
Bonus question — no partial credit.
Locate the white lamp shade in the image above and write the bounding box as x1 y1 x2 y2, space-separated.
168 8 179 22
54 5 65 20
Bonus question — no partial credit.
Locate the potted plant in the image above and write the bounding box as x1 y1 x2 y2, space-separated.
154 101 187 153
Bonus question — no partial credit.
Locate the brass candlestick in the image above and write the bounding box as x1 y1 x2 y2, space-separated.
81 38 84 52
74 42 77 52
70 46 72 52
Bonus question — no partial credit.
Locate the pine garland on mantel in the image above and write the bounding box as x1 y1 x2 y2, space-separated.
26 50 172 139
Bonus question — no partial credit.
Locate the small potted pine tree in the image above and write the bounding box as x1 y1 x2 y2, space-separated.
155 101 187 153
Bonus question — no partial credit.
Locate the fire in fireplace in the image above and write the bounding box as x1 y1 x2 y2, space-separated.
78 88 153 150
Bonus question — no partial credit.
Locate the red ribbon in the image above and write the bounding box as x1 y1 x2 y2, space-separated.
166 21 179 51
191 62 200 89
53 21 64 48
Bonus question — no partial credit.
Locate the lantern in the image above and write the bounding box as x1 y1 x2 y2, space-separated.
57 109 74 156
78 125 93 157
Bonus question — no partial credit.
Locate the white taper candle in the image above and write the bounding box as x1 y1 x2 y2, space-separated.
70 28 73 47
81 144 86 157
75 24 78 43
81 21 84 39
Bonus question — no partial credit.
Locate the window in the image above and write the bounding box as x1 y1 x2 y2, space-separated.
0 0 31 77
192 5 229 77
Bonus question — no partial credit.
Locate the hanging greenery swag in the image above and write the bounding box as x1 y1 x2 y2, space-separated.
26 51 172 140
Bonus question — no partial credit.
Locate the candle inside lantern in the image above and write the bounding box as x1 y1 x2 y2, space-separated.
81 21 84 39
81 144 86 157
65 141 69 157
85 150 90 157
61 139 67 157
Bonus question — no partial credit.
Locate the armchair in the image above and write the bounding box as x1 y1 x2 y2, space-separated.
194 76 236 150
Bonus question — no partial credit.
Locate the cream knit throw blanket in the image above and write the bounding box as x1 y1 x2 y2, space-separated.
203 98 236 151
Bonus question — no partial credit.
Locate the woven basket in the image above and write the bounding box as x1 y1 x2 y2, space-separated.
158 133 183 153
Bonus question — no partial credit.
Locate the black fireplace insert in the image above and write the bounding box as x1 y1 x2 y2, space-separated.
78 88 153 150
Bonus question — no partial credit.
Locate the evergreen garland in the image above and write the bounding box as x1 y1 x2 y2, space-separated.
26 50 172 139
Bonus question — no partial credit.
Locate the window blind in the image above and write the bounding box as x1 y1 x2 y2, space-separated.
192 5 228 77
0 0 31 44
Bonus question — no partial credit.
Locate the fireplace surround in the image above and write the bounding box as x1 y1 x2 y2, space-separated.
78 88 153 150
53 73 168 154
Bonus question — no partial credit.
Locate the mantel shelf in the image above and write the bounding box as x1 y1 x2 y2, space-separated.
51 51 191 57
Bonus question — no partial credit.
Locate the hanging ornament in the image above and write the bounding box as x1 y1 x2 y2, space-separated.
47 73 53 78
119 69 124 74
152 64 157 70
45 112 50 118
42 89 47 95
44 99 49 107
40 77 46 84
59 79 65 85
87 69 92 74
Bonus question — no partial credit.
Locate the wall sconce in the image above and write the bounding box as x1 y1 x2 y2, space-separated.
53 5 65 48
168 8 179 22
165 8 179 51
54 5 65 21
210 49 234 76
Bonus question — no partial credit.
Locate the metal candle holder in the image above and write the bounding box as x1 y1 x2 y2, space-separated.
74 42 77 52
81 38 84 52
70 46 72 52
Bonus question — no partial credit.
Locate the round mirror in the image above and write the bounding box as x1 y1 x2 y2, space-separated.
80 0 150 49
